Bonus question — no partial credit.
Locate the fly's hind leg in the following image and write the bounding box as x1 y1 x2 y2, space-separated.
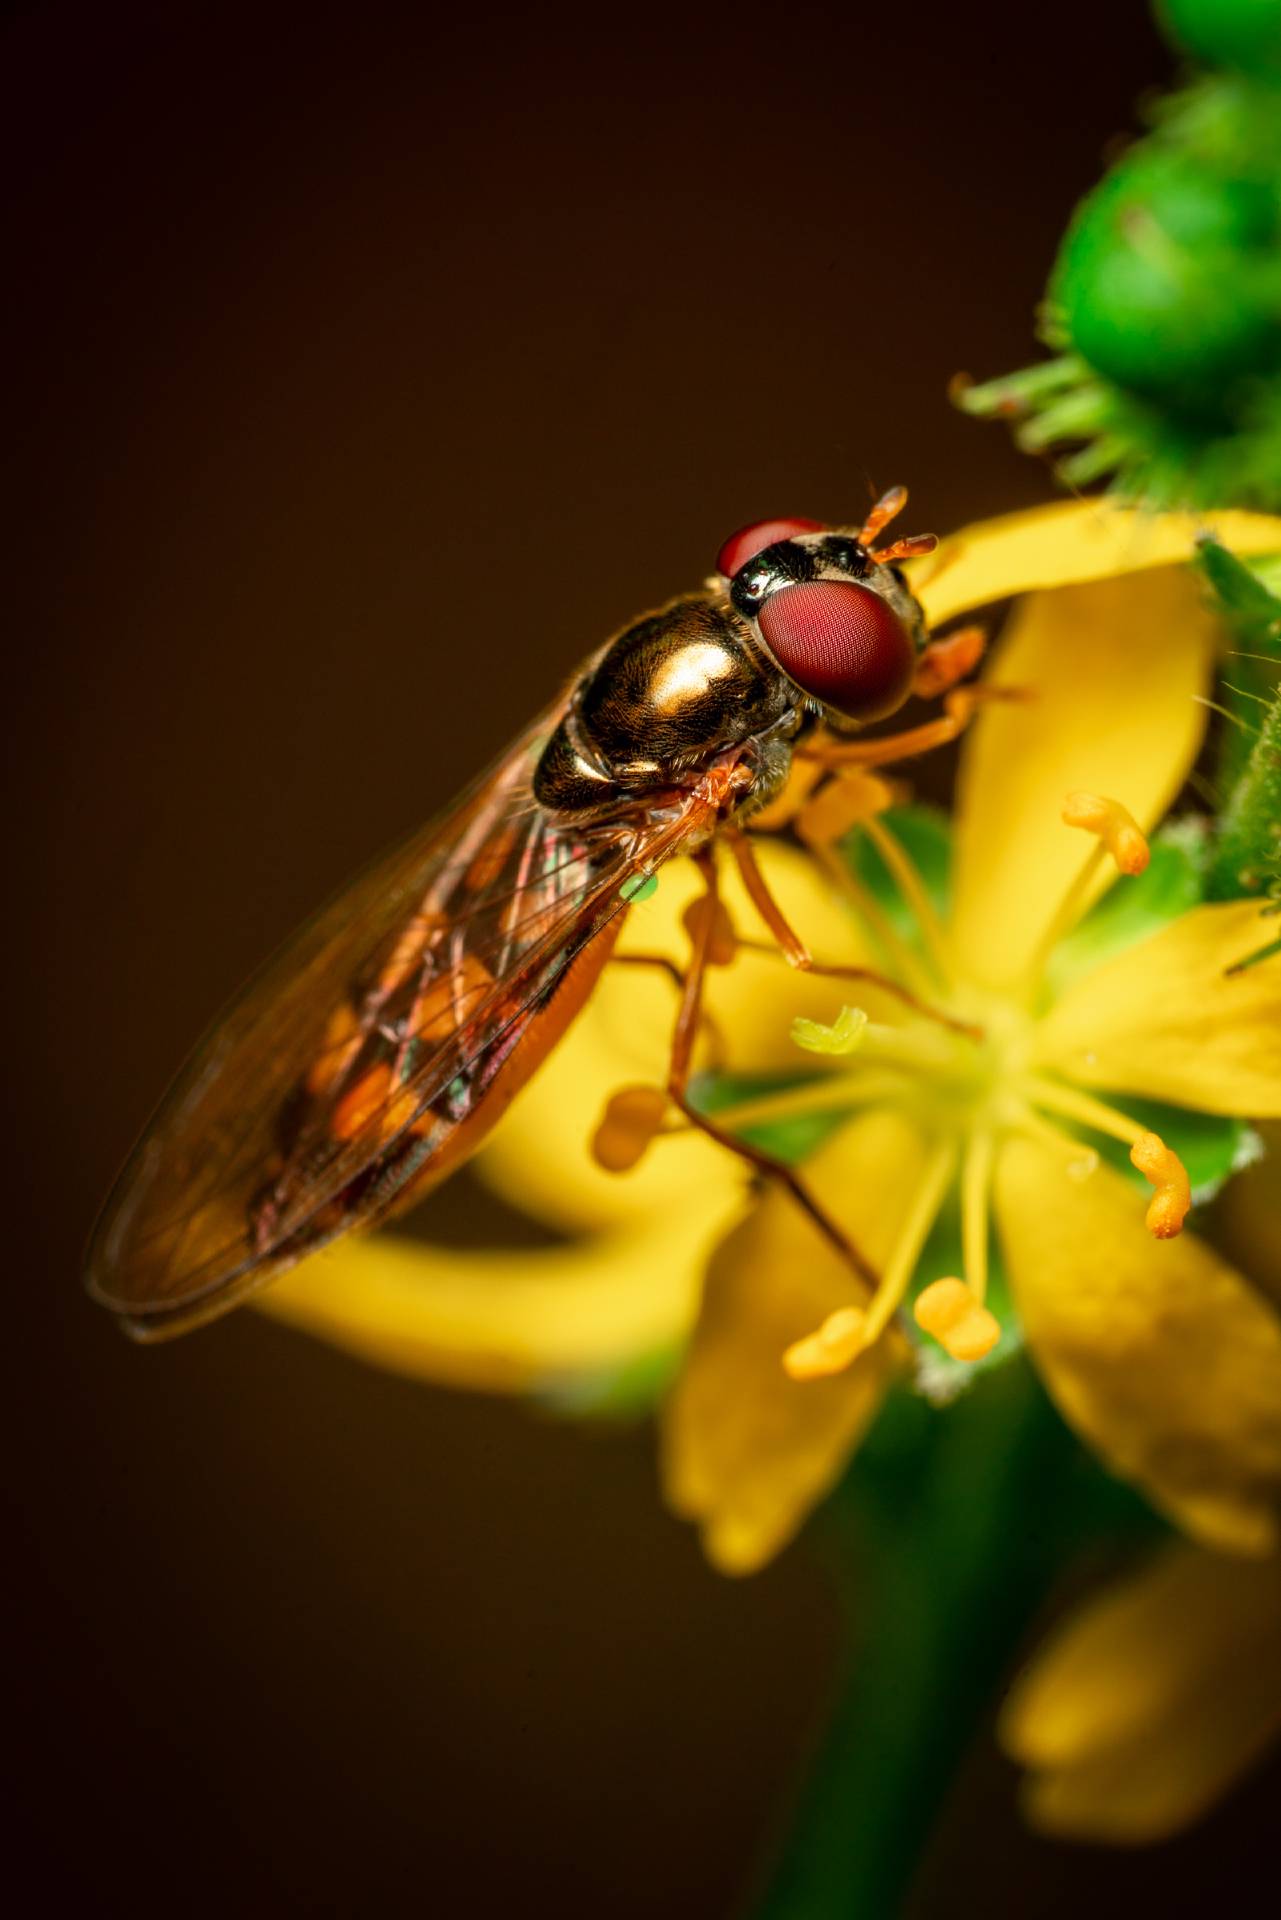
608 950 727 1067
593 848 879 1292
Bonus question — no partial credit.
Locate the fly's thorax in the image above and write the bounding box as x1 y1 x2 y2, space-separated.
532 592 799 819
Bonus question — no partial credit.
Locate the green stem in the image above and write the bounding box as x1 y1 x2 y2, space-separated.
752 1362 1144 1919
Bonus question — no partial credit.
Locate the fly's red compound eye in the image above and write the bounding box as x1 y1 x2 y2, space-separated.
757 579 916 721
716 516 825 579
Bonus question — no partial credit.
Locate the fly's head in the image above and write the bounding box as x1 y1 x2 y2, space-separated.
716 492 934 727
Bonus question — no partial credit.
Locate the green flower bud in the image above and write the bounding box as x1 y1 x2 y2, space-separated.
1156 0 1281 80
1051 147 1281 426
958 65 1281 508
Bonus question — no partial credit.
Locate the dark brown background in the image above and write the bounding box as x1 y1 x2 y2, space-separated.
6 2 1277 1913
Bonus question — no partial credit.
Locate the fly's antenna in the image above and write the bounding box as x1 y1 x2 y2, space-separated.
858 484 938 566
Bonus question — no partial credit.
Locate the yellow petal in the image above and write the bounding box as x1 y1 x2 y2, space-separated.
1001 1543 1281 1842
478 839 888 1235
949 564 1217 989
996 1137 1281 1555
911 499 1281 628
257 1191 744 1393
1033 902 1281 1115
661 1110 924 1575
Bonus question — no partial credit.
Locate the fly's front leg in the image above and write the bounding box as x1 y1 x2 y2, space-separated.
911 623 986 700
796 683 1027 771
742 639 990 837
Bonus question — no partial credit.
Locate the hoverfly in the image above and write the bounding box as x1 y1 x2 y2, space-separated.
88 488 988 1338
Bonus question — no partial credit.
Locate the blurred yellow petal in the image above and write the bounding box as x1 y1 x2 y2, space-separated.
478 840 881 1235
948 565 1218 990
911 498 1281 628
1001 1543 1281 1843
661 1110 924 1575
996 1137 1281 1555
1033 903 1281 1115
258 1190 744 1393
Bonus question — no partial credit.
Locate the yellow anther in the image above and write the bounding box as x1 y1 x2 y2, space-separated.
681 894 738 967
913 1277 1001 1363
1061 791 1150 876
591 1084 668 1173
791 1005 869 1057
782 1305 868 1381
1129 1130 1192 1239
796 767 894 844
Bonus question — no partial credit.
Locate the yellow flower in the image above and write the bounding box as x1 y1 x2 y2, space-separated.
261 500 1281 1571
1000 1540 1281 1843
999 1129 1281 1846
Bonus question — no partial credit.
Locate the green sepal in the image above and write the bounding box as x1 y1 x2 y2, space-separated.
1195 538 1281 898
1196 533 1281 632
1212 685 1281 899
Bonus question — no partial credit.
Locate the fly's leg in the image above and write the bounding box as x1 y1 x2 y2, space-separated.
722 827 976 1036
658 850 879 1291
609 951 687 992
608 950 727 1067
910 623 986 700
795 683 1026 771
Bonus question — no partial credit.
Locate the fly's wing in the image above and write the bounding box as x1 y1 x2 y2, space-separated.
87 705 741 1339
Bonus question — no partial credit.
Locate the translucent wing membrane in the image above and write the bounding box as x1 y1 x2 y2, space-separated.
88 700 743 1339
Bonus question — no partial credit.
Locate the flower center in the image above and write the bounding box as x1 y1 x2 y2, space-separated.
766 791 1190 1379
588 786 1195 1383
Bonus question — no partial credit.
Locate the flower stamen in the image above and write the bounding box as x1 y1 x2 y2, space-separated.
1021 789 1151 1000
681 894 738 967
913 1278 1000 1362
1023 1074 1148 1148
793 767 895 845
860 811 952 986
591 1084 668 1172
1012 1105 1101 1181
1130 1130 1192 1239
1061 791 1150 876
783 1138 956 1379
802 836 940 1002
782 1305 868 1381
909 1131 1000 1364
960 1128 994 1304
705 1071 914 1135
1022 1076 1191 1239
